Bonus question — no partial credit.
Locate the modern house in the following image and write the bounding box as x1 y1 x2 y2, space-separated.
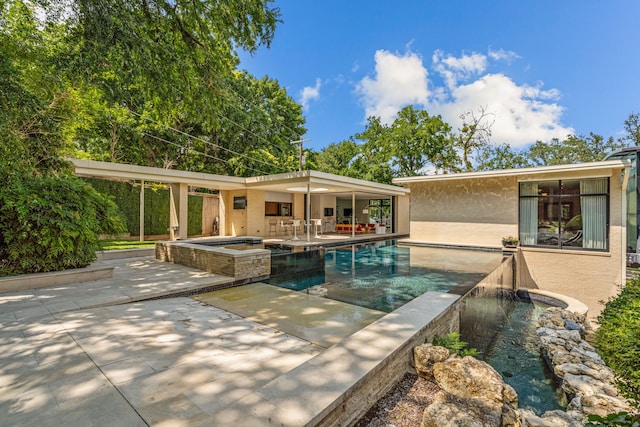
72 158 630 319
393 160 630 319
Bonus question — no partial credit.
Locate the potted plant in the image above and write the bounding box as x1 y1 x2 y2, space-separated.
501 236 519 248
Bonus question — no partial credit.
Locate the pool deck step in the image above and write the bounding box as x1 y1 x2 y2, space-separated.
0 257 235 321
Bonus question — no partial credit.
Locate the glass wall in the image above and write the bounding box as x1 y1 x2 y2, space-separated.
519 178 609 250
604 149 638 253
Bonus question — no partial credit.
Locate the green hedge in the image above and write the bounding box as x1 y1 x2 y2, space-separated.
595 276 640 409
0 175 126 276
84 178 203 236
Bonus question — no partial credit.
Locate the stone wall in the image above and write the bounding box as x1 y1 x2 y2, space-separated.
314 293 463 427
155 241 270 282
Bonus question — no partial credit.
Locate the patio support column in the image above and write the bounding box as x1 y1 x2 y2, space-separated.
306 184 312 242
352 190 356 238
169 183 189 240
139 180 145 242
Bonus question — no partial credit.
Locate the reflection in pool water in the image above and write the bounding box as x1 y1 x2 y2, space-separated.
266 240 502 313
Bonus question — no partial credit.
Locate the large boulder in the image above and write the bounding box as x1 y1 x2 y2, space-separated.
413 344 451 379
422 356 520 427
421 391 508 427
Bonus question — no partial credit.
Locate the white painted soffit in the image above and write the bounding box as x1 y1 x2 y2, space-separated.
69 159 246 190
392 160 630 184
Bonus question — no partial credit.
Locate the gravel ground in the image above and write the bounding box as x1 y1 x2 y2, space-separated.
356 373 441 427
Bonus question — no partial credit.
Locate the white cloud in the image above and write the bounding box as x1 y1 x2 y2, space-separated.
437 74 573 147
433 50 487 88
355 50 429 124
355 48 573 148
299 78 322 111
488 48 520 63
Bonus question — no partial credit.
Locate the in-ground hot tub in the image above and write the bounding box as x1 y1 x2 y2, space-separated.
156 237 270 283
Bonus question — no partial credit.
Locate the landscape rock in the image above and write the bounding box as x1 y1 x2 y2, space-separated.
422 356 520 426
421 390 515 427
413 344 451 379
413 306 634 427
567 393 633 417
518 409 582 427
536 307 633 420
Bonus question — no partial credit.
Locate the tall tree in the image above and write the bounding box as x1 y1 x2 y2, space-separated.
454 106 495 171
474 143 529 171
314 139 359 177
526 133 628 166
352 116 395 184
389 105 455 176
4 0 293 175
619 112 640 147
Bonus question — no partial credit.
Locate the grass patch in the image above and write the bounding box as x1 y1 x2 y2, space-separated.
98 240 156 251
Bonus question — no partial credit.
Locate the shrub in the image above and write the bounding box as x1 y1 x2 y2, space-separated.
431 332 480 357
0 174 126 276
595 276 640 410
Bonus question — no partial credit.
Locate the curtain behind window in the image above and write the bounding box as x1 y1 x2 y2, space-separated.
580 178 607 249
519 182 538 245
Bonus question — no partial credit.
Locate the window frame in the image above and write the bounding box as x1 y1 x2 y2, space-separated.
518 178 610 252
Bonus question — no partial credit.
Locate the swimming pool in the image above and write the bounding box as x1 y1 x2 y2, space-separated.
265 240 503 313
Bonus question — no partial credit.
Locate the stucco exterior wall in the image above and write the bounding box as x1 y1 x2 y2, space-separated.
223 190 248 236
395 195 410 235
246 190 265 236
405 176 518 248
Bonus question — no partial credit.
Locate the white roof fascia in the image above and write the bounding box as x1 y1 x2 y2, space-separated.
392 160 629 184
70 159 410 196
70 159 246 190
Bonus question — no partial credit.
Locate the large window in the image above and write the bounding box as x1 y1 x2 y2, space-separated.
265 201 292 216
368 199 391 225
519 178 609 250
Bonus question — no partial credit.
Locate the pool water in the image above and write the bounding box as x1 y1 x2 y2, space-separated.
460 289 566 414
265 240 502 313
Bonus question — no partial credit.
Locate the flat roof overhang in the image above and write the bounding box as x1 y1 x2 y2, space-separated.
392 160 630 184
70 159 247 190
70 159 410 199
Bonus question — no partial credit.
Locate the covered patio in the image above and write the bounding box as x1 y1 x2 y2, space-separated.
70 159 410 243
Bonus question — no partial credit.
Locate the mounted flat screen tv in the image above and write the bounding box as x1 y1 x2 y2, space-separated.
343 208 352 217
324 208 334 216
233 196 247 209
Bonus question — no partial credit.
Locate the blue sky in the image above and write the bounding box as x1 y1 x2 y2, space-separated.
239 1 640 152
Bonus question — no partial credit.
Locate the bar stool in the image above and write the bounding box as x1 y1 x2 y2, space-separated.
313 219 322 237
280 220 291 237
268 220 278 236
291 219 301 240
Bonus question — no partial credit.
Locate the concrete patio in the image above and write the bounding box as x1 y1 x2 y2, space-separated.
0 254 461 426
